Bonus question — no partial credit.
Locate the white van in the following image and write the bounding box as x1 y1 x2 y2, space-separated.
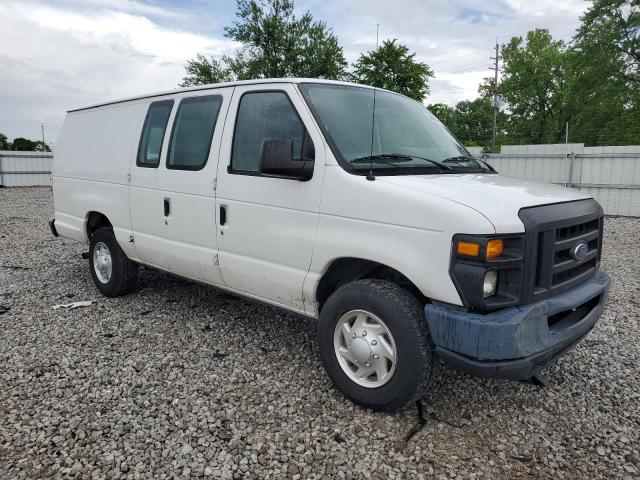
51 79 610 411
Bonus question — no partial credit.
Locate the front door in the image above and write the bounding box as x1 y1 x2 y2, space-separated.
215 83 326 313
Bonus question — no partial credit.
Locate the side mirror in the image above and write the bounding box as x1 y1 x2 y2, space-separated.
259 138 313 181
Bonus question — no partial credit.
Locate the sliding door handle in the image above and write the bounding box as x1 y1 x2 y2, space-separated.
164 198 170 217
219 205 227 226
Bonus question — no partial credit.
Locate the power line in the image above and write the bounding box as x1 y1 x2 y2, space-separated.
425 21 581 70
429 50 486 66
438 61 492 74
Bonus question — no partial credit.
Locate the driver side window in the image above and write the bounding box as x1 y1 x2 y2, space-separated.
231 91 310 174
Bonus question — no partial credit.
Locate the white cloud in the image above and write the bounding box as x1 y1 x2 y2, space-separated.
0 0 237 143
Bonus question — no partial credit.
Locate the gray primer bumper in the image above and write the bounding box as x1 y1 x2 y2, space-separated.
425 270 610 379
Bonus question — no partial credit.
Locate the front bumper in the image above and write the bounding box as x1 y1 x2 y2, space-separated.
425 270 610 379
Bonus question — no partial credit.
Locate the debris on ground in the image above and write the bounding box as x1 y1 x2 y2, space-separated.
403 400 427 444
332 432 346 443
52 300 93 310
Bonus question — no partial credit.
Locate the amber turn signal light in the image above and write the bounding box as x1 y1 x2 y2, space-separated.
486 239 504 259
457 241 480 257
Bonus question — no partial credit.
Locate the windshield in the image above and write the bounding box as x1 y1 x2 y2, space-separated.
299 83 490 175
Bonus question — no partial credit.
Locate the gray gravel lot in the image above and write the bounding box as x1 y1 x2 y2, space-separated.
1 187 639 479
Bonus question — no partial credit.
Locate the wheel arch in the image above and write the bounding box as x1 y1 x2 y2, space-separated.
85 211 113 240
315 257 427 313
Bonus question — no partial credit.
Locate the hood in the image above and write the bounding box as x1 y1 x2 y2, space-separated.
377 173 590 232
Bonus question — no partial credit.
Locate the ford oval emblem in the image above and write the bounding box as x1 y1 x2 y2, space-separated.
571 240 589 262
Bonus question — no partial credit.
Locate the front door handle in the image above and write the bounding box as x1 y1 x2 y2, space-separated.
164 198 170 217
219 205 227 225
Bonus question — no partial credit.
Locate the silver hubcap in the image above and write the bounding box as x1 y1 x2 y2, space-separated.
93 242 112 284
334 309 397 388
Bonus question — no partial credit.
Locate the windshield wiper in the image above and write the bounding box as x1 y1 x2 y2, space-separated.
476 157 497 172
351 153 453 170
443 155 495 172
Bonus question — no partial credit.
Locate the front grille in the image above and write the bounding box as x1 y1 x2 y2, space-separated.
538 217 601 294
519 199 604 304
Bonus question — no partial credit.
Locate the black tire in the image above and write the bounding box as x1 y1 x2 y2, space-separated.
318 279 435 411
89 227 138 297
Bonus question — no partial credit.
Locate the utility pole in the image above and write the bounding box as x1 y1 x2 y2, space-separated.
376 23 379 49
490 41 499 153
41 124 46 148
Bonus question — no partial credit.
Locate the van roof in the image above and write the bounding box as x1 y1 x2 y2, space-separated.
67 78 379 113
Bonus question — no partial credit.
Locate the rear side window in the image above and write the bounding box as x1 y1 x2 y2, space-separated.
167 95 222 170
137 100 173 167
231 91 306 173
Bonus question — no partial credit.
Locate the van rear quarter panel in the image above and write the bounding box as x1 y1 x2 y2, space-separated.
53 102 148 255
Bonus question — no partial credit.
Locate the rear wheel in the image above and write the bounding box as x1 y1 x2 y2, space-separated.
89 227 138 297
318 279 435 411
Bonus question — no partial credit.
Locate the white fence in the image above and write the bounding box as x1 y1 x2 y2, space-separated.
0 151 53 187
479 144 640 217
1 145 639 216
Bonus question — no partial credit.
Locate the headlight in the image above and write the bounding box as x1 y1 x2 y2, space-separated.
483 271 498 298
450 234 524 312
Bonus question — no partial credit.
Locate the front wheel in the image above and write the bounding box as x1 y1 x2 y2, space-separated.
318 279 435 411
89 227 138 297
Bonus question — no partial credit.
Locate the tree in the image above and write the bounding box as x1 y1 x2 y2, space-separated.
0 133 10 150
437 3 639 148
497 29 570 144
180 54 233 87
182 0 348 86
429 98 508 149
225 0 347 79
569 0 640 145
352 39 433 101
11 138 37 151
428 104 458 129
452 97 497 148
33 141 51 152
576 0 639 88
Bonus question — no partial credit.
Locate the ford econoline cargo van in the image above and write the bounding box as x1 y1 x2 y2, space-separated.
50 79 610 411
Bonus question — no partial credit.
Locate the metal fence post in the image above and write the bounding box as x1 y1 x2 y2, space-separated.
567 152 575 188
0 152 4 187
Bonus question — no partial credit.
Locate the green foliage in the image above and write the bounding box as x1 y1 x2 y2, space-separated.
33 141 51 152
0 133 9 150
181 0 347 85
180 54 233 87
352 39 433 101
11 138 37 151
429 98 507 150
569 0 640 145
576 0 639 87
428 104 457 128
224 0 347 80
467 4 640 148
0 136 50 152
498 29 570 144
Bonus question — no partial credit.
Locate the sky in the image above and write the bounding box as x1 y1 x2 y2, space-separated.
0 0 589 145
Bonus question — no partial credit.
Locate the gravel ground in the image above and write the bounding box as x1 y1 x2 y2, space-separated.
1 187 639 480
